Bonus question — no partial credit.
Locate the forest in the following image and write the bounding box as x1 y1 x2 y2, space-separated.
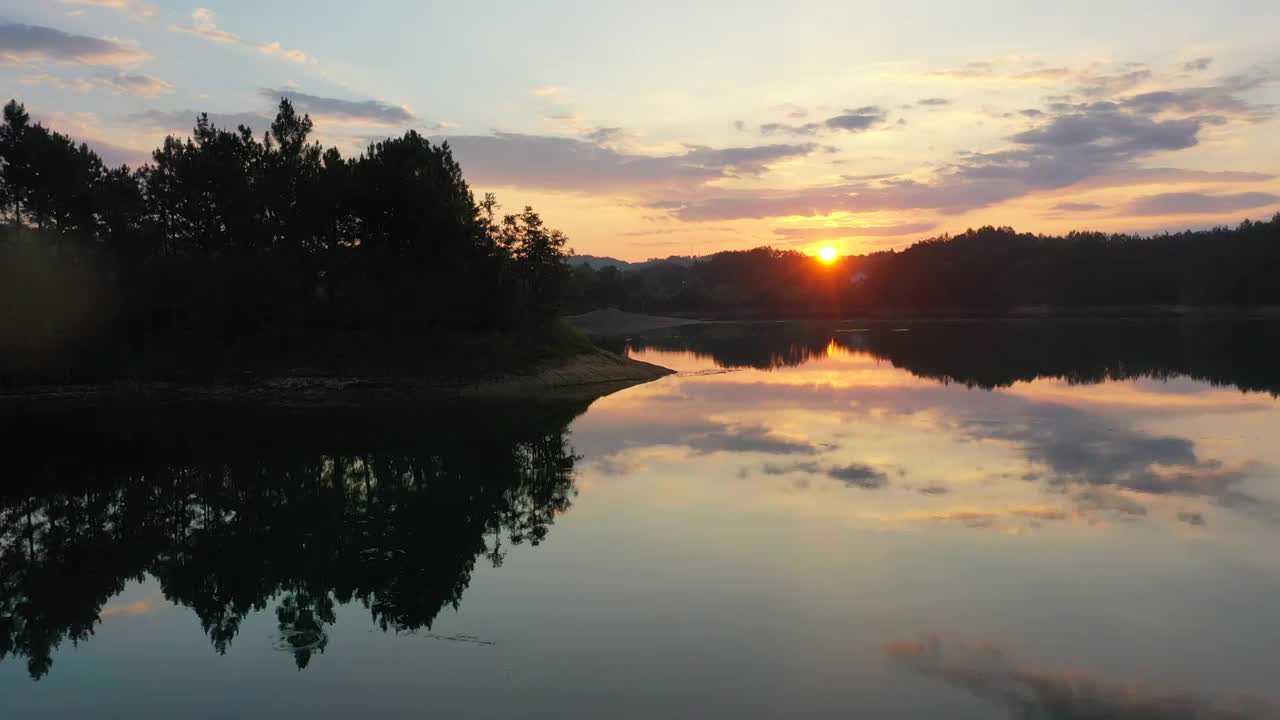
567 216 1280 316
0 98 576 384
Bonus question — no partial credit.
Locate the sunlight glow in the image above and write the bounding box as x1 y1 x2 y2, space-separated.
818 245 838 264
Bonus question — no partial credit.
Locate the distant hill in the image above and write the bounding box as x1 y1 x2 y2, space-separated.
573 255 634 270
572 254 698 271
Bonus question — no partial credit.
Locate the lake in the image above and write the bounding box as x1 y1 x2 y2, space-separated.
3 319 1280 719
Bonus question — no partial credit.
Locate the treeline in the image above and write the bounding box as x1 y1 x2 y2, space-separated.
567 218 1280 316
0 402 585 678
0 99 574 383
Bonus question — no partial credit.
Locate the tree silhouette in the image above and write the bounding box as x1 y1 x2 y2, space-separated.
0 97 578 385
0 100 32 224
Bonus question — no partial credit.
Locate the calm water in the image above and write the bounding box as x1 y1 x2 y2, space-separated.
4 320 1280 719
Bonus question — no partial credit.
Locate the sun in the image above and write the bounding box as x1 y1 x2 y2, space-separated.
818 245 838 264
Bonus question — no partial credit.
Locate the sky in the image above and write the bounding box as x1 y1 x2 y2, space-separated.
3 0 1280 260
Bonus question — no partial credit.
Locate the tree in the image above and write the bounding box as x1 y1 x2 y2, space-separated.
95 165 145 255
498 206 572 317
1 100 33 224
263 98 323 252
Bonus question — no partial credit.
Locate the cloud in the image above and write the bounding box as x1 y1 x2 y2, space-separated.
259 41 312 64
174 9 312 63
773 222 936 242
569 413 830 472
1183 57 1213 72
31 110 152 166
84 137 151 167
0 22 147 65
899 505 1071 529
681 143 820 175
260 88 416 125
884 635 1277 719
929 68 990 80
824 106 888 132
1125 192 1280 216
925 57 1265 126
443 132 822 193
174 7 239 43
827 463 889 489
917 484 950 495
1049 202 1107 212
926 58 1242 124
760 106 889 136
927 57 1080 84
530 86 562 97
659 87 1261 222
760 121 822 136
22 71 172 96
1076 68 1153 98
60 0 158 19
761 460 890 489
1069 167 1275 190
584 127 627 144
21 73 96 92
1016 67 1076 83
1178 510 1207 526
100 593 164 619
1072 487 1148 518
762 461 823 476
925 57 1029 80
130 108 273 134
772 102 809 119
688 424 821 456
958 402 1262 509
1118 75 1274 123
666 378 1265 521
101 72 172 96
1007 110 1200 154
917 97 952 106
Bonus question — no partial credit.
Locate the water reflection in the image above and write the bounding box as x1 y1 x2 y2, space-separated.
4 322 1280 717
884 635 1279 718
625 318 1280 394
0 403 583 679
580 319 1280 539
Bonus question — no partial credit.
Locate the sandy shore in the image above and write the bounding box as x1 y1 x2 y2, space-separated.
459 347 673 398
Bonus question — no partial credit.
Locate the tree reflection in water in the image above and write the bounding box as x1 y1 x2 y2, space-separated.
0 401 585 679
625 318 1280 394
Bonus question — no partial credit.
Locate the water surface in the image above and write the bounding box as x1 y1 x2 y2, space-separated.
4 319 1280 718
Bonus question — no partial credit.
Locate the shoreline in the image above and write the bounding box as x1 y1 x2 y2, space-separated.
0 347 674 411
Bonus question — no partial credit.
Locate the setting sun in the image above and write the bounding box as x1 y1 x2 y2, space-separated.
818 245 838 264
